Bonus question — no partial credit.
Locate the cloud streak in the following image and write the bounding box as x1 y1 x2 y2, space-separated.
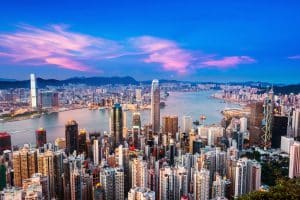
131 36 194 74
0 24 121 72
201 56 256 68
0 24 256 74
288 55 300 60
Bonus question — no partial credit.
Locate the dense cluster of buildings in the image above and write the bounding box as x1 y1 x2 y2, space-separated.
0 78 300 200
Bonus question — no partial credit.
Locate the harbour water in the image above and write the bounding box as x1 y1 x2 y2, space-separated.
0 91 239 145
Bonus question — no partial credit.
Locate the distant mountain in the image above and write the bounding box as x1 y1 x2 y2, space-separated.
0 76 139 89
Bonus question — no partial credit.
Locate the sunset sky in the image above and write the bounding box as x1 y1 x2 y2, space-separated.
0 0 299 83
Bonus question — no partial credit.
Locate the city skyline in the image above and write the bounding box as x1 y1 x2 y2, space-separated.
0 1 300 83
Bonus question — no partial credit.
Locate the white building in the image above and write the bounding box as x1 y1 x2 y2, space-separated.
289 141 300 178
93 140 99 166
292 109 300 137
128 187 155 200
182 116 193 133
281 136 294 154
30 73 38 109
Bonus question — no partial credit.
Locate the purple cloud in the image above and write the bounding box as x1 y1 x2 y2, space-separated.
201 56 256 68
131 36 194 74
0 25 121 72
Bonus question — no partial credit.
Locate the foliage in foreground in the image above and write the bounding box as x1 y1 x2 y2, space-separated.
238 178 300 200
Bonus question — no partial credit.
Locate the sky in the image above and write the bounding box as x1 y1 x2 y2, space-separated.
0 0 299 83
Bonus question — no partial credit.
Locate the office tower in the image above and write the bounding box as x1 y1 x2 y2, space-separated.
150 79 160 133
289 141 300 178
248 102 264 146
174 166 188 200
169 139 176 166
193 169 210 200
189 129 196 154
132 112 142 128
207 126 224 146
13 148 37 187
37 150 55 198
162 115 178 138
246 160 261 193
131 157 148 188
65 120 79 155
35 128 47 148
100 167 124 200
135 89 142 102
30 73 38 109
159 167 175 200
234 158 247 198
271 115 288 148
111 103 123 148
93 139 99 166
39 91 55 109
128 187 155 200
78 129 87 155
280 136 294 154
193 140 204 154
239 117 247 133
182 116 193 133
53 150 64 199
0 132 11 154
292 109 300 137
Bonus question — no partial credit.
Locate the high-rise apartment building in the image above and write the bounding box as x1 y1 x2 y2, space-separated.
193 168 210 200
128 187 155 200
131 157 148 188
151 79 160 133
93 139 99 166
132 112 142 128
292 109 300 137
289 141 300 178
100 167 124 200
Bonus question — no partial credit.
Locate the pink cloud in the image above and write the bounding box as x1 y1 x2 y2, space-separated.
0 25 121 72
201 56 256 68
288 55 300 60
131 36 194 74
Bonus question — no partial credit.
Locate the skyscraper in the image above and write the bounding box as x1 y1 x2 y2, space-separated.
93 139 99 166
151 79 160 133
35 128 47 148
289 141 300 178
193 169 210 200
100 167 124 200
111 103 123 148
128 187 155 200
131 157 148 188
162 115 178 138
65 120 79 155
78 129 87 155
0 132 11 154
30 73 38 109
182 116 193 133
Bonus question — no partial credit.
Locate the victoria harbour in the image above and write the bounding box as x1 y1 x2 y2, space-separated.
0 91 237 146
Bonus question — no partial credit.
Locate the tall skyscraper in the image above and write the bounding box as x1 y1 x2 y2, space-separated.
271 115 288 148
0 132 11 154
100 167 124 200
78 129 87 155
162 115 178 138
30 73 38 109
289 141 300 178
131 157 148 188
65 120 79 155
135 89 142 102
111 103 123 148
234 158 247 198
35 128 47 148
93 139 99 166
151 79 160 133
246 160 261 193
182 116 193 133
